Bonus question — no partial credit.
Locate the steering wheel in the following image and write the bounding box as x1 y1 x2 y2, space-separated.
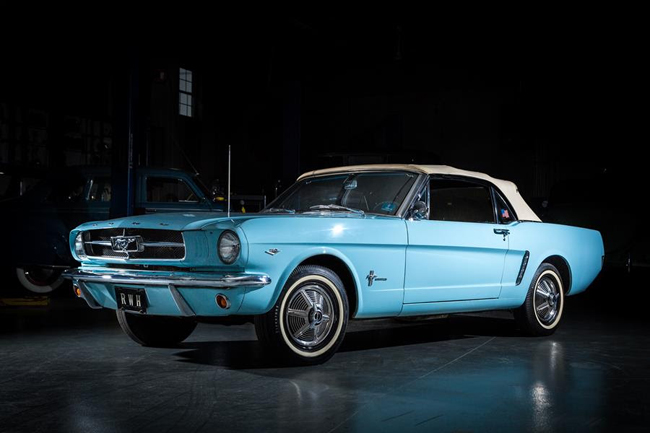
372 201 397 213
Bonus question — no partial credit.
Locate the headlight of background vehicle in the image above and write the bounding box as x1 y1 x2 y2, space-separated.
218 230 241 264
74 232 87 260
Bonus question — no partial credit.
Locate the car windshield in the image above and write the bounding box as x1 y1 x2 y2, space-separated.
264 171 418 216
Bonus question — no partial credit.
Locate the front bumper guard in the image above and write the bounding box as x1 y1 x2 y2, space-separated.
63 268 272 316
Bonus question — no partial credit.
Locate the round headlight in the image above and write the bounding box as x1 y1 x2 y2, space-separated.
74 232 87 260
218 230 241 264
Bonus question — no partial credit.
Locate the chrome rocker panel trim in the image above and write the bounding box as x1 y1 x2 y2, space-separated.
63 268 272 289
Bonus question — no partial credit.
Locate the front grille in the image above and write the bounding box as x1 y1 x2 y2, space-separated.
83 229 185 260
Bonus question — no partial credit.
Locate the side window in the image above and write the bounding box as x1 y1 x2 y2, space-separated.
494 189 515 224
88 177 112 202
430 179 495 223
146 177 198 203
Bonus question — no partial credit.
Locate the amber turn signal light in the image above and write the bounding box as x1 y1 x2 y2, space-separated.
73 284 82 298
215 294 230 309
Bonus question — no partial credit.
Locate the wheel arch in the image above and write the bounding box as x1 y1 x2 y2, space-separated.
542 255 572 294
297 255 359 318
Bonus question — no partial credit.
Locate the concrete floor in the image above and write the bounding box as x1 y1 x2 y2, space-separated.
1 270 649 433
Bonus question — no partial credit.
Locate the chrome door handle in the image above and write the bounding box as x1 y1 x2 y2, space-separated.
493 228 510 241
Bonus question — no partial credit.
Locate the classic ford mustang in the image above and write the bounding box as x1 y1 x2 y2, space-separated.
64 165 604 364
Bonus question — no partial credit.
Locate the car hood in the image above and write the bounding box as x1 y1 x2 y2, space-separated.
74 212 371 232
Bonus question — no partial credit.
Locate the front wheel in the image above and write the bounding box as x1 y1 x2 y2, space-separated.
255 265 349 365
15 266 65 294
515 263 565 336
116 310 197 347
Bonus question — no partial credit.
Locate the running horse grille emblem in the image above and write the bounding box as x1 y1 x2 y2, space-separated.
110 235 144 259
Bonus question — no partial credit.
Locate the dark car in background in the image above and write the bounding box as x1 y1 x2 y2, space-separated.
1 166 225 294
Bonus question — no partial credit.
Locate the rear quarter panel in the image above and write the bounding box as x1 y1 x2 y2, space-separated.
502 221 604 307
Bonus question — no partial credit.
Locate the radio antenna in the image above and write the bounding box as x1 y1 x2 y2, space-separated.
227 145 231 218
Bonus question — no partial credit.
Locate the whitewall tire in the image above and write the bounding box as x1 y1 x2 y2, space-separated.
255 265 349 365
515 263 565 336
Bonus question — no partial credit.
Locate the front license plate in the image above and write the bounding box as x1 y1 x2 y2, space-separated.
115 287 147 313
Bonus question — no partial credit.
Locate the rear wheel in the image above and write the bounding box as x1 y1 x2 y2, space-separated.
515 263 564 336
255 265 349 365
116 310 197 347
15 266 64 294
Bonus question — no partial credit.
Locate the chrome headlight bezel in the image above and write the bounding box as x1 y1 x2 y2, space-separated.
218 230 241 265
74 232 87 260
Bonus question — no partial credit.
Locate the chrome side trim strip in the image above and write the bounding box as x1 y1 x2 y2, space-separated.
63 268 271 289
516 251 530 286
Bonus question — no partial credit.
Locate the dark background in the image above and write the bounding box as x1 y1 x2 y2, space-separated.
1 16 643 193
0 14 645 265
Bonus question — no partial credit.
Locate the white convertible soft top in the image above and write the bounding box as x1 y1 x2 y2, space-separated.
297 164 541 222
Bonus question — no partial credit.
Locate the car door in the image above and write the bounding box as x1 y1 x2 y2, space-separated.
404 176 509 303
140 175 212 213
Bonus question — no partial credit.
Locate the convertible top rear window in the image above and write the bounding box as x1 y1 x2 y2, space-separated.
266 171 417 216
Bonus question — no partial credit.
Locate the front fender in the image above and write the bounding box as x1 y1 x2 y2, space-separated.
238 246 364 315
231 216 408 317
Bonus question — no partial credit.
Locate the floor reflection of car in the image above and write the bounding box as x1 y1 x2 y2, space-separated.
542 171 646 271
1 166 225 294
341 339 604 431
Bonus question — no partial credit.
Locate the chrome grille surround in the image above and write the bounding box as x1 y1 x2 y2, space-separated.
82 229 185 260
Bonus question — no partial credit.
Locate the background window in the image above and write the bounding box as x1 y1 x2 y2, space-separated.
430 179 495 223
147 177 198 203
179 68 193 117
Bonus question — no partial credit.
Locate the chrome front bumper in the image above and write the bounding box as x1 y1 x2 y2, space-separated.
63 268 271 288
63 267 272 316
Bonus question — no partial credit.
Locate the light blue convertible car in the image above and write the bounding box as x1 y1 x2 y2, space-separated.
65 165 604 364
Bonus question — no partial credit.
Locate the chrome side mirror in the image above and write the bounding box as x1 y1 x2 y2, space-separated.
411 200 428 220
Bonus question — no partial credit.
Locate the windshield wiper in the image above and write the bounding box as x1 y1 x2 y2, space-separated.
308 204 365 216
263 207 296 214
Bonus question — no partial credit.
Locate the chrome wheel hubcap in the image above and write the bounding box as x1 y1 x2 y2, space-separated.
285 284 335 347
534 275 561 325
